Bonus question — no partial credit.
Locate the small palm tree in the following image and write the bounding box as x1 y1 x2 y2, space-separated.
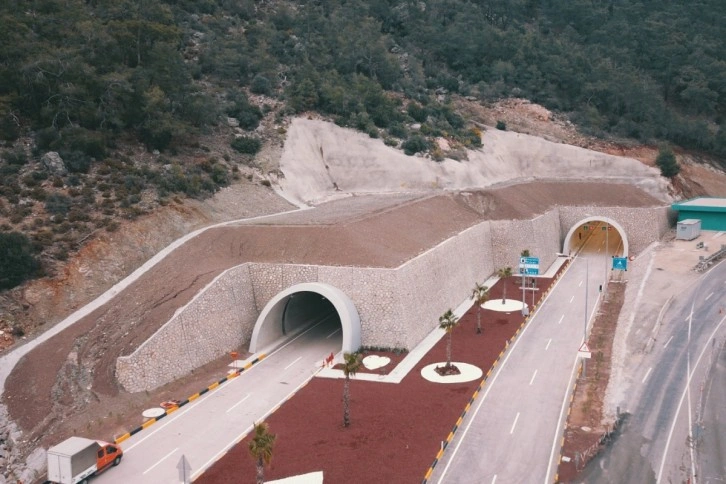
439 309 460 368
249 421 276 484
342 351 362 428
471 283 490 334
497 267 513 303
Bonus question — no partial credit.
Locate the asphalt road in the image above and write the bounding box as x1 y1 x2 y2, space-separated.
430 233 609 484
577 261 726 484
94 314 341 483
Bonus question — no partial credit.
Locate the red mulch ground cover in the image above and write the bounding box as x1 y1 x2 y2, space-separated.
199 274 559 484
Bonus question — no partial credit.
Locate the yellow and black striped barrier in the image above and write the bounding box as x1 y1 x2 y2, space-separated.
115 353 266 444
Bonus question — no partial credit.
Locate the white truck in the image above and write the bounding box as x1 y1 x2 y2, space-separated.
47 436 123 484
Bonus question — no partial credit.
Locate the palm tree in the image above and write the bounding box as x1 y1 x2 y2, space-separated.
471 283 490 334
342 351 362 427
439 309 460 368
497 266 513 303
249 421 276 484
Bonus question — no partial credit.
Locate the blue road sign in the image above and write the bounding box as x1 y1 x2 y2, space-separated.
520 257 540 265
521 267 539 275
612 257 628 271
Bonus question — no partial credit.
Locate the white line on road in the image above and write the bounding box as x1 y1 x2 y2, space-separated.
529 370 538 386
558 315 564 325
705 292 713 301
569 295 575 303
284 356 302 370
492 475 497 484
510 412 520 434
545 338 552 351
657 312 726 483
578 280 583 287
641 367 652 383
143 447 178 474
664 336 674 348
226 393 250 413
326 328 341 339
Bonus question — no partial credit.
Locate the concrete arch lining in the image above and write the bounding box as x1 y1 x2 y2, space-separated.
563 216 629 256
249 282 361 354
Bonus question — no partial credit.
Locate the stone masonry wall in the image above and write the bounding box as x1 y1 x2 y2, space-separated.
116 264 257 393
116 205 668 392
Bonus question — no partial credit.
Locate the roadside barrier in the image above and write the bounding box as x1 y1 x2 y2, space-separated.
114 354 266 444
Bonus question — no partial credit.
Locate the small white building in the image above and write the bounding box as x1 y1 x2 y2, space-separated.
676 219 701 241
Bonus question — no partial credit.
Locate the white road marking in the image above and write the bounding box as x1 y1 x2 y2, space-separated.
492 475 497 484
578 280 583 287
657 312 726 482
705 292 713 301
510 412 521 434
226 393 250 413
284 356 302 370
545 338 552 350
664 336 674 348
569 295 575 303
326 328 341 339
558 315 564 325
143 447 178 474
641 367 652 383
529 370 538 386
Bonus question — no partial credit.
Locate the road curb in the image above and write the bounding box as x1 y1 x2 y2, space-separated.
114 354 266 445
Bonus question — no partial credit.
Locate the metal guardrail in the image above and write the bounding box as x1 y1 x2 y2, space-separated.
694 244 726 273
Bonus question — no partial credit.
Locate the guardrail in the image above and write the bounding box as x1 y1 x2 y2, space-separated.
694 244 726 273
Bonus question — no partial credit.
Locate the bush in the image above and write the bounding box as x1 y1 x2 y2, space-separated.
401 135 430 156
655 145 680 178
3 150 28 166
250 75 272 95
0 232 41 290
496 120 507 131
231 136 262 155
45 193 72 216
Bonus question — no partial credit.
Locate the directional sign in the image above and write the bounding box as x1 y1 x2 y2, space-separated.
583 225 589 231
519 257 540 276
612 257 628 271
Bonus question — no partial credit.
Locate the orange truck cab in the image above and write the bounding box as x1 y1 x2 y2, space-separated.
47 436 123 484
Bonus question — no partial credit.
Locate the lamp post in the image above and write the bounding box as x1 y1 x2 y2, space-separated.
583 258 589 378
605 221 609 289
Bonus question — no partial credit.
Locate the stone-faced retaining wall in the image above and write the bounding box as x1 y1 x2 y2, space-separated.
116 205 669 392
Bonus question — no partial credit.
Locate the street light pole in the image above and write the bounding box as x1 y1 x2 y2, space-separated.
605 222 609 289
583 258 589 378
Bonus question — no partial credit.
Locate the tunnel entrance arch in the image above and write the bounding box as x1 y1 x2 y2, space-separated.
249 282 361 354
563 216 629 257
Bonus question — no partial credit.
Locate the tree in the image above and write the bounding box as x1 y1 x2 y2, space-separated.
497 267 513 303
471 283 490 334
0 232 41 290
248 421 276 484
438 309 459 368
342 351 362 427
655 145 680 178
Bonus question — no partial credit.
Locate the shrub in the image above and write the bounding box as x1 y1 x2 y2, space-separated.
0 232 41 290
231 136 262 155
3 150 28 166
60 150 92 174
496 120 507 131
401 135 430 156
250 75 272 95
45 193 72 216
655 145 680 178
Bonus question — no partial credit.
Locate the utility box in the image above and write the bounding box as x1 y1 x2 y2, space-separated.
676 219 701 241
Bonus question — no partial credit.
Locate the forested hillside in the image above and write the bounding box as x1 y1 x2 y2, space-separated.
1 0 725 289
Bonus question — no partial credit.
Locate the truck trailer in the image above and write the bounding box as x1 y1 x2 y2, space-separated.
47 437 123 484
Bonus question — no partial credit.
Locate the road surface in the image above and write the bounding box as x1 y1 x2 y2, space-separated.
430 231 609 483
577 261 726 483
95 313 341 483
